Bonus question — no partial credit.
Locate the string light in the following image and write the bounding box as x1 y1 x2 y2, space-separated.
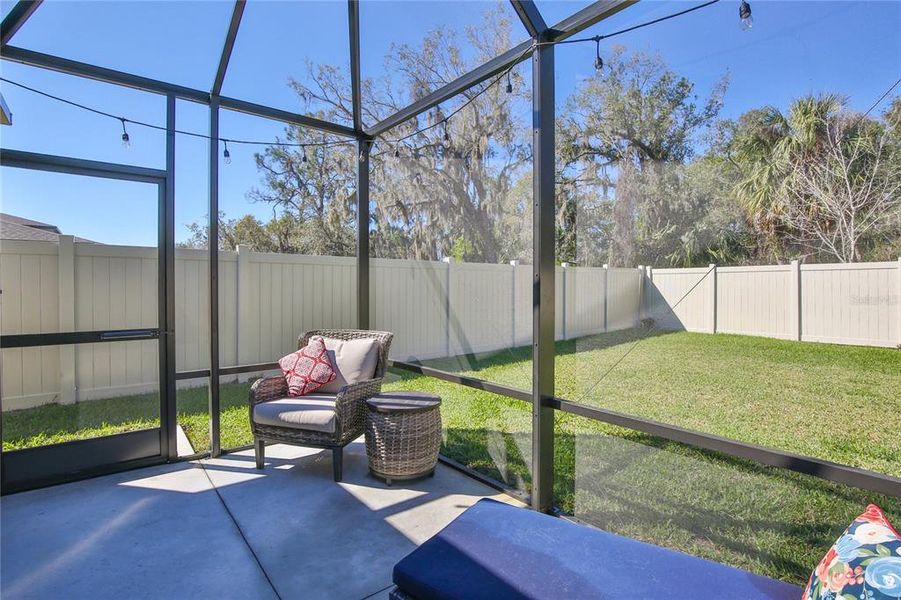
2 0 728 162
383 1 726 150
119 118 130 149
0 77 357 155
382 44 534 148
739 0 752 30
223 140 231 164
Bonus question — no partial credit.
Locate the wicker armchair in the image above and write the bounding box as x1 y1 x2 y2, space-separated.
249 329 393 481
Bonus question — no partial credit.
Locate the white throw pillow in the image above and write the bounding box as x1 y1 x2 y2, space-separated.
316 337 380 393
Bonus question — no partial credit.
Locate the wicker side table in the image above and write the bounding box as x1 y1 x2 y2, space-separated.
365 391 442 485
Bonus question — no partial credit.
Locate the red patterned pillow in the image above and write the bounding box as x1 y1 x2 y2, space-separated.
278 336 337 396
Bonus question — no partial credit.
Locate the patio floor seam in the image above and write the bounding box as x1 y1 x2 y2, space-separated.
197 459 285 600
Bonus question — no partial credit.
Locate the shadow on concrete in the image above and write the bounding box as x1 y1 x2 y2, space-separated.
0 439 519 600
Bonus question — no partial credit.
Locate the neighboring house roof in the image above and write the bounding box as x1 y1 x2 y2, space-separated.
0 213 97 243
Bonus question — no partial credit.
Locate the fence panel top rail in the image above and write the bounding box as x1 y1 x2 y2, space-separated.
650 267 711 275
371 258 450 269
717 265 793 273
801 261 898 272
0 239 60 255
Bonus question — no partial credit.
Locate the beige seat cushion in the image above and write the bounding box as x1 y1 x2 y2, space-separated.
317 337 379 394
252 394 337 433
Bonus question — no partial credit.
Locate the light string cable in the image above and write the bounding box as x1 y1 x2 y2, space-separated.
864 76 901 117
537 0 722 50
375 0 725 154
0 76 356 150
376 41 537 155
1 0 729 158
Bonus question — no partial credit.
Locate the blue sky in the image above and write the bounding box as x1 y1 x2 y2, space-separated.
0 0 898 246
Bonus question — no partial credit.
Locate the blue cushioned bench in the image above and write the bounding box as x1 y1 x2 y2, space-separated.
391 499 802 599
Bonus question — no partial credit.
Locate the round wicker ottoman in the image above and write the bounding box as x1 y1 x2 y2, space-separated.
364 391 442 485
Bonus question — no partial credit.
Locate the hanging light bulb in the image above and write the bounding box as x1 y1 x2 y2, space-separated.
594 37 604 71
120 118 130 149
739 0 752 30
301 145 308 163
223 140 231 164
394 145 400 158
442 120 450 142
505 71 513 94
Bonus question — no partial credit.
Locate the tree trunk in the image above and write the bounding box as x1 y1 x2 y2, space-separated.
610 160 638 267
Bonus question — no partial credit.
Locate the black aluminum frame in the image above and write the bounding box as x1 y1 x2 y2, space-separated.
0 148 175 492
1 0 897 503
531 29 555 512
0 0 40 46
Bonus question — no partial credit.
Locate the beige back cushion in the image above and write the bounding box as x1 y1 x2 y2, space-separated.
317 337 380 393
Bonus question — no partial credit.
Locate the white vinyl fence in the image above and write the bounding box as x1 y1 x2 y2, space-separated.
646 260 901 347
1 236 898 409
0 239 640 409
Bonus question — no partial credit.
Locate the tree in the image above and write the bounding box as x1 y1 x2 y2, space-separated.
780 117 901 262
249 139 357 257
180 212 309 253
630 159 750 267
729 94 901 262
251 7 531 264
556 46 730 266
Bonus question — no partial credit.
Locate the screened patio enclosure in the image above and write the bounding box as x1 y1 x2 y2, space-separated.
1 0 899 588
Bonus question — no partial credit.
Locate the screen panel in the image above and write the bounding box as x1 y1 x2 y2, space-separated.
2 339 160 450
369 59 534 392
555 412 901 586
213 109 357 451
551 0 901 480
384 368 532 498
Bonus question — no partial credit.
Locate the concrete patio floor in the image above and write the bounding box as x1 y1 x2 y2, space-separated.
1 440 523 600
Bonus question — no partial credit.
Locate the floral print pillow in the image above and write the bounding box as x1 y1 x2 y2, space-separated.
805 504 901 600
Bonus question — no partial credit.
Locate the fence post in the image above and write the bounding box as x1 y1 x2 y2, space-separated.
636 266 645 328
58 235 77 404
602 264 609 332
791 259 802 341
442 256 452 357
236 244 252 370
561 262 569 340
709 263 717 334
510 260 519 348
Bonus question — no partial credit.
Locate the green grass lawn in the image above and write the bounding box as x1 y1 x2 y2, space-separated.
423 329 901 478
3 330 899 585
0 381 258 454
382 369 900 585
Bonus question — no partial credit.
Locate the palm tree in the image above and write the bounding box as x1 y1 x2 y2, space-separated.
729 94 846 258
730 94 900 262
